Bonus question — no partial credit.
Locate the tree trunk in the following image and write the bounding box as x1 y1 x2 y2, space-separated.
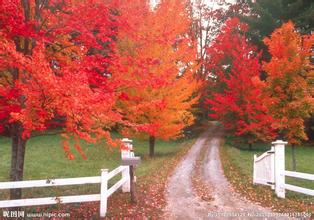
248 143 252 151
10 124 27 200
9 0 30 201
149 136 155 158
291 144 297 171
247 138 253 151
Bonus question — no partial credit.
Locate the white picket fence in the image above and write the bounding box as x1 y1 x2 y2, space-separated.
0 166 130 217
253 140 314 198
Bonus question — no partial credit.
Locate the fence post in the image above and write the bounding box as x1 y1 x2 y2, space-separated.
121 138 132 193
122 166 130 192
270 146 275 190
253 154 257 184
100 169 109 217
272 140 287 198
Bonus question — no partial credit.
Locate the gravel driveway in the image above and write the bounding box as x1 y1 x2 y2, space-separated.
163 123 280 220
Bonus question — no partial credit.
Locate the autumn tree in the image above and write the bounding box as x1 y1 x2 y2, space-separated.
0 0 153 200
263 21 314 170
112 0 201 157
205 18 275 148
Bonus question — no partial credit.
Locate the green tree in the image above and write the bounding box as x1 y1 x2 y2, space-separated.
239 0 313 60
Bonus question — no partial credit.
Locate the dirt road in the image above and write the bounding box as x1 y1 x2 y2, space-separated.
163 123 277 219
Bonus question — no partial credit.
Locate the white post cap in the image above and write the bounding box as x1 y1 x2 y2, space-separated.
121 138 133 143
272 140 288 145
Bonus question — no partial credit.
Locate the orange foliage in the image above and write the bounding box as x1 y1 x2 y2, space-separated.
112 0 201 141
263 21 314 144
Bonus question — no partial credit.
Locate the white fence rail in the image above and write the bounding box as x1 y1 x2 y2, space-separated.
0 166 130 217
253 140 314 198
285 171 314 181
0 176 101 189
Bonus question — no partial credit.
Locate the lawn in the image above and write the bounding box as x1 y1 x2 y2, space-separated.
0 132 195 200
221 136 314 212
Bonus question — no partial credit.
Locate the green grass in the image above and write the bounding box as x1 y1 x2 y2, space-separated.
0 133 195 200
224 136 314 202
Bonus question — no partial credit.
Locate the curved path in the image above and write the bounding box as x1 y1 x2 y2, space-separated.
163 123 278 220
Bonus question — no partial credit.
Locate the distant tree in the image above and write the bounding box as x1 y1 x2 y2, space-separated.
263 21 314 170
188 0 249 120
303 34 314 140
205 18 275 149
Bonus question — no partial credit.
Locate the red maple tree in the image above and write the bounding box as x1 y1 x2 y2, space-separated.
0 0 153 199
205 18 275 148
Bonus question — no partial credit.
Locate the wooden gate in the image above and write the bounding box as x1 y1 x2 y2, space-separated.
253 146 275 189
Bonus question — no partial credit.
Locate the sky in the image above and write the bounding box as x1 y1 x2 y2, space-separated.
150 0 235 9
